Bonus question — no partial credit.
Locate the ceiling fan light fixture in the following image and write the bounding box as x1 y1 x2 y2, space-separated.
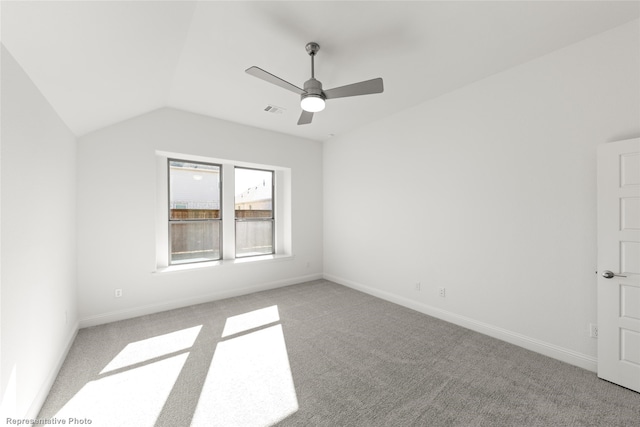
300 94 325 112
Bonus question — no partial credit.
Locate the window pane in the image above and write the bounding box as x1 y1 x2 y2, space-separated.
170 221 220 264
235 168 272 219
169 159 221 265
235 168 274 258
235 221 273 257
170 161 220 220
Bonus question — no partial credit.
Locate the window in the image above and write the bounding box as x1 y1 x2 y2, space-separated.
235 168 274 258
163 157 282 267
168 160 221 264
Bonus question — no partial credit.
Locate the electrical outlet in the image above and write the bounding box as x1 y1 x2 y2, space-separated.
415 282 421 291
115 289 123 298
439 287 446 298
589 323 598 338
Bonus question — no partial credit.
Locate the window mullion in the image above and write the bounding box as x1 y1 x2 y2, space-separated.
221 163 236 260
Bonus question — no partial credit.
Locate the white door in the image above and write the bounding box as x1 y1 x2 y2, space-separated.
597 137 640 392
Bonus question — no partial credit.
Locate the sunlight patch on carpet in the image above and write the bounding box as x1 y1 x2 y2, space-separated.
54 353 189 426
222 305 280 338
100 325 202 374
192 307 298 426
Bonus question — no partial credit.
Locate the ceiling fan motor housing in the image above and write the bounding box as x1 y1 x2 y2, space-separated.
300 78 325 112
302 78 324 100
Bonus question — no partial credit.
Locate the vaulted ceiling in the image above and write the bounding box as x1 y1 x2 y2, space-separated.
2 1 638 141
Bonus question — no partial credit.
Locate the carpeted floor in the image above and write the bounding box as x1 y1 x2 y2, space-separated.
39 280 640 426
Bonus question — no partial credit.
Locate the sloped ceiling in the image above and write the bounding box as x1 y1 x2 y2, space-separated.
2 1 638 141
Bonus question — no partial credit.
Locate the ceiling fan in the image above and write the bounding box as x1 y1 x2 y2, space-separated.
246 42 384 125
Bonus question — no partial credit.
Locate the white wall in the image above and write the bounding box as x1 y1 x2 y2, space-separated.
324 20 640 370
0 46 78 419
77 108 322 326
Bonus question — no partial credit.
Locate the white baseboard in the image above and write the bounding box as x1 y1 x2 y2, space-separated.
324 273 597 373
25 321 79 420
79 273 324 328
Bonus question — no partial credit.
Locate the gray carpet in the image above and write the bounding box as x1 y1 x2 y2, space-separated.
39 280 640 426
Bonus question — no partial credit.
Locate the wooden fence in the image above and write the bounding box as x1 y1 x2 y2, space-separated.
170 209 271 220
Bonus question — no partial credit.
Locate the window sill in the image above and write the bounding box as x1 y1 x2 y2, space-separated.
153 254 294 274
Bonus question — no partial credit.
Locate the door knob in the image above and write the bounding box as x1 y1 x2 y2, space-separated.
602 270 627 279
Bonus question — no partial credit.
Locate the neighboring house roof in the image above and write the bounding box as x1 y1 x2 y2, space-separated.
235 183 272 206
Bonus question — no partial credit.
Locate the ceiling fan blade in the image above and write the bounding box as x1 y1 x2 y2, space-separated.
297 110 313 125
323 78 384 100
245 66 305 95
